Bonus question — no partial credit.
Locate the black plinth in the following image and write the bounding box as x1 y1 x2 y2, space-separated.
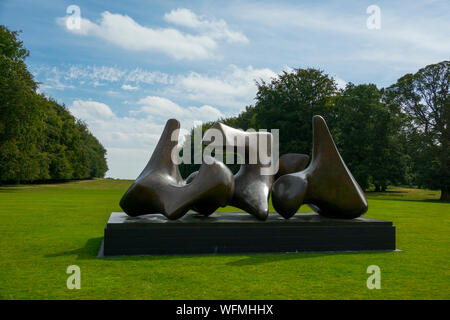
102 212 395 256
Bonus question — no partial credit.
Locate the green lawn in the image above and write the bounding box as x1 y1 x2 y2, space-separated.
0 179 448 299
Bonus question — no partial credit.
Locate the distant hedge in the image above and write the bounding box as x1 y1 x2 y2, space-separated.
0 26 108 183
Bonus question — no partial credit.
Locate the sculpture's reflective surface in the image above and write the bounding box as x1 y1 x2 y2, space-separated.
203 122 274 220
271 116 368 219
120 116 368 221
275 153 310 180
119 119 234 220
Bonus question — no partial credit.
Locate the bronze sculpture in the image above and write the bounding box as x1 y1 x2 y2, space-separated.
120 116 368 220
271 116 368 219
119 119 234 220
203 122 274 220
193 123 310 220
275 153 310 180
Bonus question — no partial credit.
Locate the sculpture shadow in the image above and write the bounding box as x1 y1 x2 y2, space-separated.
45 237 103 260
44 237 394 263
225 250 391 266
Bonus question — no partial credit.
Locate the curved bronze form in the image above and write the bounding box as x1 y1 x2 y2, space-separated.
187 151 310 219
275 153 310 180
120 116 367 221
272 115 368 219
119 119 234 220
203 123 274 220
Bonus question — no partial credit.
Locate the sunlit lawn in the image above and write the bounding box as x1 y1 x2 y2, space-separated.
0 179 448 299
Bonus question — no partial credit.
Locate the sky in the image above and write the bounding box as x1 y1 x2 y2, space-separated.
1 0 449 179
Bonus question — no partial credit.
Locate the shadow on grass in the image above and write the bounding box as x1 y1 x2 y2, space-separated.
45 237 103 260
44 236 393 266
366 196 445 204
225 250 395 266
0 187 29 193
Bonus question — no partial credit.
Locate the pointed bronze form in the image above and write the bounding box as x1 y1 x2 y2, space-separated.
272 116 368 219
119 119 234 220
203 123 274 220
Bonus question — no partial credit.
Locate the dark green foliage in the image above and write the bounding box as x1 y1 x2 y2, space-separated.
0 26 108 183
331 83 408 191
252 68 337 156
385 61 449 200
179 69 338 178
178 68 420 193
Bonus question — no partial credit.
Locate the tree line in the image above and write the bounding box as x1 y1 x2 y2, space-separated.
180 63 449 201
0 26 108 183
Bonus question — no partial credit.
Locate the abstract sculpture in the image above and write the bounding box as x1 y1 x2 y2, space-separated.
119 119 234 220
203 123 274 220
272 116 368 219
120 116 368 220
275 153 310 180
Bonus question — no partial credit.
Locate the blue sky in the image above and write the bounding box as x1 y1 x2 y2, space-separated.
1 0 449 178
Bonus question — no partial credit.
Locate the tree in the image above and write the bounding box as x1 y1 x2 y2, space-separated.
0 26 29 61
0 27 44 182
178 68 338 178
251 68 337 155
331 84 407 191
385 61 449 200
0 25 108 183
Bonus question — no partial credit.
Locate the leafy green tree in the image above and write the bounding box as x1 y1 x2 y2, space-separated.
0 27 44 182
385 61 449 200
331 84 407 191
252 68 337 156
0 25 108 183
179 69 338 178
0 26 29 61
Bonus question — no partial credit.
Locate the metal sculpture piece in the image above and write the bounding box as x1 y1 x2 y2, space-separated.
275 153 310 180
187 124 310 220
120 115 368 221
119 119 234 220
271 115 368 219
203 122 274 220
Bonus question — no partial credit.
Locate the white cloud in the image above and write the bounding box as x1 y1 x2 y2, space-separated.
68 98 224 178
67 65 125 82
36 63 278 111
121 84 138 91
33 65 169 90
168 65 277 110
234 3 450 65
164 8 248 44
134 96 223 122
124 68 170 85
57 10 247 60
70 100 115 120
334 76 347 90
106 148 152 179
35 66 74 91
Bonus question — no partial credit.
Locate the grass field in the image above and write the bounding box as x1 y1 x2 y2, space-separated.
0 179 448 299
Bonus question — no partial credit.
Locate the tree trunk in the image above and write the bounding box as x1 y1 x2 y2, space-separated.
440 187 450 201
374 184 381 192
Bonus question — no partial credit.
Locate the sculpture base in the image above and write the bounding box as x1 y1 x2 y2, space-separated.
102 212 395 256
